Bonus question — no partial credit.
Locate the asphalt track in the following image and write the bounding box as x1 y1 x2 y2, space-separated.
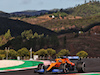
0 58 100 75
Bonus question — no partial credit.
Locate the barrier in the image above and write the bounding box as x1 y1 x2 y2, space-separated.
82 57 100 59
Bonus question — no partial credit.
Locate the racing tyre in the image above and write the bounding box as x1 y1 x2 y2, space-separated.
43 65 46 74
34 64 43 73
37 64 43 70
37 64 46 74
76 62 85 73
45 65 50 69
59 63 68 73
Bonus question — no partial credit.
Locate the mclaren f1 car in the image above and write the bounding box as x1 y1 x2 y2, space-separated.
34 56 85 74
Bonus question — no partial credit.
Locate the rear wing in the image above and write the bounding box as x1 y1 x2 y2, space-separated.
68 56 79 60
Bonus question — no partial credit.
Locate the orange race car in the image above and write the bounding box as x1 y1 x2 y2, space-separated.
34 56 85 74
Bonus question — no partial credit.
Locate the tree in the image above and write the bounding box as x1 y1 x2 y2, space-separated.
0 54 5 60
33 32 39 38
63 36 67 48
74 32 79 38
61 12 68 19
76 51 88 58
49 15 52 17
9 49 17 59
50 35 59 47
34 49 47 57
45 12 48 15
46 48 56 57
4 29 12 40
17 47 29 57
21 29 33 40
53 13 59 18
38 37 45 48
39 33 44 38
0 50 6 54
0 50 6 59
88 30 91 36
57 49 70 57
60 8 63 12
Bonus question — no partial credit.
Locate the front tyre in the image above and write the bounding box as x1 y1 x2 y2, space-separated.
76 62 85 73
59 63 68 73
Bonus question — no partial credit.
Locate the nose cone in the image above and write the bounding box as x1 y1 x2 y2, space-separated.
72 63 75 66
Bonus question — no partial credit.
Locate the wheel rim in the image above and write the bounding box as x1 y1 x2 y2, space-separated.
41 65 44 69
82 62 85 71
38 64 43 70
64 63 68 73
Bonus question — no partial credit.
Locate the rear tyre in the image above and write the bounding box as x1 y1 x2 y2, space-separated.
38 64 43 70
43 65 46 73
76 62 85 73
34 64 43 73
45 65 50 69
37 64 46 74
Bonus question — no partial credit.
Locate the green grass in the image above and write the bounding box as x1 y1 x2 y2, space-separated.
81 73 100 75
0 60 43 70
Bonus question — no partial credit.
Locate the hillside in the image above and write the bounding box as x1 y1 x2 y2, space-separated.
8 1 100 32
0 17 56 37
10 15 52 25
65 1 100 17
0 1 100 57
0 11 10 17
1 28 100 57
9 2 100 32
10 10 52 17
10 15 100 32
90 26 100 33
58 33 100 57
10 1 100 18
39 15 100 32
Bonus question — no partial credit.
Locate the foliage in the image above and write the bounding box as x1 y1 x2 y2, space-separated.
17 47 29 57
51 12 68 19
50 34 59 47
46 48 56 57
63 36 66 48
0 50 6 59
57 49 70 57
70 1 100 17
49 15 52 17
0 54 5 60
53 12 59 18
8 49 17 58
0 50 6 54
29 16 37 18
34 49 47 57
0 37 2 42
21 29 34 40
0 29 14 46
40 2 100 32
40 15 100 32
4 29 12 40
34 48 56 57
21 30 44 40
60 12 68 18
33 32 39 38
76 51 88 58
39 33 44 38
3 33 59 51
